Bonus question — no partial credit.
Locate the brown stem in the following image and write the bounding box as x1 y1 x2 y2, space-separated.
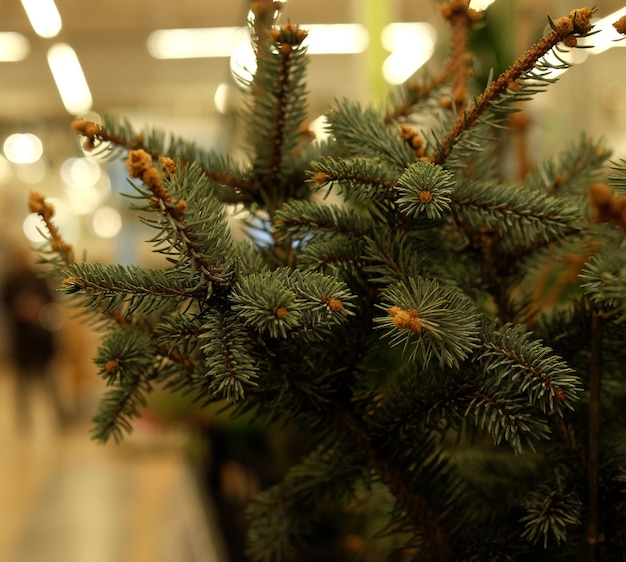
432 6 597 165
587 309 604 558
432 28 561 165
340 410 452 562
448 11 473 116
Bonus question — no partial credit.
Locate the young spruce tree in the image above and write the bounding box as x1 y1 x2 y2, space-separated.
29 1 626 560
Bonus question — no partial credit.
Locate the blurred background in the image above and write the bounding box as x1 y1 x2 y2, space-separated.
0 1 625 561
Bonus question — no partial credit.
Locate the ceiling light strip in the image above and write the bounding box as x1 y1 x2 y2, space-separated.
47 43 93 115
20 0 62 38
147 24 370 59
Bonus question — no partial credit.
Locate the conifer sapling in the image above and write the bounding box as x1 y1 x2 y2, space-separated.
29 1 626 560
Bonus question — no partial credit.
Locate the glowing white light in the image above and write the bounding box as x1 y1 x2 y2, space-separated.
149 23 368 59
148 27 248 59
3 133 43 164
20 0 62 38
0 32 30 61
214 83 232 114
304 24 369 54
469 0 497 10
382 23 437 85
230 41 257 86
309 115 330 143
60 157 101 188
538 46 589 79
23 213 48 242
47 43 93 115
92 206 122 238
586 8 626 54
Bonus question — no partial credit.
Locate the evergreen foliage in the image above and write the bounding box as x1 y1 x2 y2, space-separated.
29 1 626 560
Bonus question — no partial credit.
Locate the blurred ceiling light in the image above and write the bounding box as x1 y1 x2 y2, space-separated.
47 43 93 115
60 156 101 188
587 8 626 54
148 27 248 59
65 185 102 215
149 24 368 59
230 41 257 87
214 83 232 114
382 23 437 85
469 0 497 10
3 133 43 164
23 212 48 243
92 206 122 239
304 24 369 54
20 0 62 38
309 115 330 143
538 45 589 79
0 32 30 61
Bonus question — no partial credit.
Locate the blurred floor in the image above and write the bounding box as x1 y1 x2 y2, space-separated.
0 366 227 562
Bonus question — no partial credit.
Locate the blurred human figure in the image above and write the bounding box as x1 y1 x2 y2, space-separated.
1 245 66 430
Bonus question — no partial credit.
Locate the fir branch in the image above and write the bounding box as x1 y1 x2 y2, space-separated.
71 116 254 199
310 157 399 204
439 0 483 115
376 276 480 368
396 161 456 220
326 100 416 170
520 468 582 548
274 199 373 240
383 79 449 125
28 191 75 267
230 269 355 339
297 236 366 275
579 251 626 319
248 23 309 181
466 389 550 453
91 325 156 443
246 443 366 562
524 134 612 196
432 7 597 165
475 323 581 415
452 180 581 245
341 409 455 562
61 262 203 316
198 309 259 401
126 152 235 286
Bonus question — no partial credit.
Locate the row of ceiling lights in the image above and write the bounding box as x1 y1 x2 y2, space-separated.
1 0 93 115
2 1 626 108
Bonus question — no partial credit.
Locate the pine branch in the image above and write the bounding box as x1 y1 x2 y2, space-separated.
520 468 582 548
275 199 373 241
125 152 235 286
91 325 157 442
326 100 416 170
247 23 309 183
432 8 597 165
246 443 366 562
375 276 480 368
71 116 255 201
310 157 399 205
452 179 582 247
61 262 203 316
475 323 581 415
198 309 259 401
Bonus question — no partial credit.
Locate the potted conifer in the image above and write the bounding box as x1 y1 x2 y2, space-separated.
30 1 626 560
